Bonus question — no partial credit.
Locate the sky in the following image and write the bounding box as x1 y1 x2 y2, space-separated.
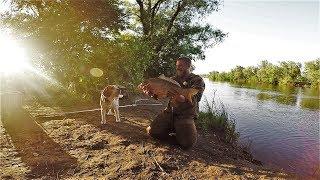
193 0 320 74
0 1 8 14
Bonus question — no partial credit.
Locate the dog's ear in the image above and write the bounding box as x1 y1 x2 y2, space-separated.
103 85 114 97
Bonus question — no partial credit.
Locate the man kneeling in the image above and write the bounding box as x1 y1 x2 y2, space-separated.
140 57 205 149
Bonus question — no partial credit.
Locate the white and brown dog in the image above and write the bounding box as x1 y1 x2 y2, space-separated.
100 85 123 124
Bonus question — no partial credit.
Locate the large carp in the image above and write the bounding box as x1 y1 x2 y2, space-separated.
139 74 199 104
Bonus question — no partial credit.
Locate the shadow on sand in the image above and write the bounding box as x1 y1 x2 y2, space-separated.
1 108 77 179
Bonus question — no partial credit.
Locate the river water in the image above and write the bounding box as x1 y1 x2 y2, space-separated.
199 78 319 177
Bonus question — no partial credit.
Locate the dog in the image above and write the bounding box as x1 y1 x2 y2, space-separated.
100 85 123 124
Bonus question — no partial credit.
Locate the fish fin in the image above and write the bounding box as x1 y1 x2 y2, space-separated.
184 88 199 103
158 74 181 87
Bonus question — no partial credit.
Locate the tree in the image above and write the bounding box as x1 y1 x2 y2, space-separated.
304 59 320 86
126 0 227 77
2 0 228 101
230 66 245 83
242 66 258 83
2 0 152 98
256 60 280 84
278 61 301 85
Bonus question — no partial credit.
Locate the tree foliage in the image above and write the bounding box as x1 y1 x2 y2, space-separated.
126 0 227 77
304 59 320 86
2 0 152 99
2 0 226 101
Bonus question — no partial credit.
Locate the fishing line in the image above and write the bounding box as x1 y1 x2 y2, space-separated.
119 98 163 108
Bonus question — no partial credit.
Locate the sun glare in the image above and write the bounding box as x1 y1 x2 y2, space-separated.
0 33 29 75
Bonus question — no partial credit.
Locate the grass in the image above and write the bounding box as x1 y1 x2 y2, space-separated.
196 96 239 144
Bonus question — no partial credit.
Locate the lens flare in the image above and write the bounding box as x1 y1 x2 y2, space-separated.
90 68 103 77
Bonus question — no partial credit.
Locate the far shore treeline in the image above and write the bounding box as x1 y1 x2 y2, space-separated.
206 59 320 87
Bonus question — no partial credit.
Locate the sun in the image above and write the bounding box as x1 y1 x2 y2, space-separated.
0 33 29 75
0 31 59 85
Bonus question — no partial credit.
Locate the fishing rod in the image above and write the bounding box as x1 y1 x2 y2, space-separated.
119 98 163 108
35 98 163 119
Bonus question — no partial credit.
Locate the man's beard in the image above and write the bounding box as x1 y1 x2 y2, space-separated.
176 70 186 77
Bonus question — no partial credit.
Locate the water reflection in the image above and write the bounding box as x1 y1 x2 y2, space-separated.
234 83 320 110
302 87 320 97
277 85 298 95
257 93 272 101
231 83 318 97
257 93 298 106
275 95 297 106
300 98 320 110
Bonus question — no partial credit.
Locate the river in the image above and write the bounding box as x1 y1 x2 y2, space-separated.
199 78 319 178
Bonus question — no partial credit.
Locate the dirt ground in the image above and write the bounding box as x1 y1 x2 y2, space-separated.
0 95 295 179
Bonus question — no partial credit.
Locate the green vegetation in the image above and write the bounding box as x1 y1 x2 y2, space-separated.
208 60 320 87
2 0 226 101
196 97 239 144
